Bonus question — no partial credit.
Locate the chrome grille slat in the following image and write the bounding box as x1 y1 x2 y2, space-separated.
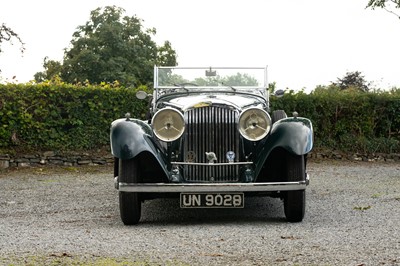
183 106 239 182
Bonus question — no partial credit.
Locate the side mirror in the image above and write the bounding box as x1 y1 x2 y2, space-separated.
136 91 149 100
274 89 284 98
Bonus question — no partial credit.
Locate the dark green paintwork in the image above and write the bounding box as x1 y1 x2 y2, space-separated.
110 90 313 183
253 117 313 177
110 118 170 176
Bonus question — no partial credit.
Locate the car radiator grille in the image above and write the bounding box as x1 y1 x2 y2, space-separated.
183 106 240 182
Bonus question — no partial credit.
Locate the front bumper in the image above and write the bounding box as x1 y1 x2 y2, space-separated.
116 174 310 192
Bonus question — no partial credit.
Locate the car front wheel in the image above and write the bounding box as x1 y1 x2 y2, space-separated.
284 153 306 222
119 158 141 225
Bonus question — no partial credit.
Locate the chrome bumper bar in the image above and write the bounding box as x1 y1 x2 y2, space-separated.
117 175 309 193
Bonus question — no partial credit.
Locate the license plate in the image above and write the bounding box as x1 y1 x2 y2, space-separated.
180 193 244 208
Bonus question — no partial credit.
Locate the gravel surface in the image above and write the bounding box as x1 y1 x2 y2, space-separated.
0 161 399 265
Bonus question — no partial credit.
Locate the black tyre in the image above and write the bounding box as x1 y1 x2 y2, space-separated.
272 110 287 124
119 158 141 225
284 153 306 222
113 157 119 177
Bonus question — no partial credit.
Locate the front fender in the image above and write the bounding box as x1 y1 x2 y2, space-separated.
254 117 313 174
267 117 313 155
110 118 171 181
110 118 154 159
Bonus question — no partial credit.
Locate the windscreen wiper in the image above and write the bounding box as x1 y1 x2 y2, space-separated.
173 83 198 92
221 82 236 91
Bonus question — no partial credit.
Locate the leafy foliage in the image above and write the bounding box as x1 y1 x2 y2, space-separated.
159 72 259 86
0 83 399 154
367 0 400 8
193 73 259 86
35 6 177 87
332 71 371 92
0 23 25 74
367 0 400 19
270 86 400 153
0 82 147 150
34 57 63 82
0 23 25 54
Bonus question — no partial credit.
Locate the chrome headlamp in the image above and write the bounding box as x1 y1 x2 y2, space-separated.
152 108 185 142
238 108 271 141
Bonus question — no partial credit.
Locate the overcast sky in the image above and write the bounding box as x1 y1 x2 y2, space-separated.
0 0 399 91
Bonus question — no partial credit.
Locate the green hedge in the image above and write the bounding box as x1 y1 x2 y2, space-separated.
270 87 400 153
1 83 399 153
0 82 148 150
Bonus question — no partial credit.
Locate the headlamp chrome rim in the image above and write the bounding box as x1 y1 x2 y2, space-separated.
152 107 185 142
238 107 271 141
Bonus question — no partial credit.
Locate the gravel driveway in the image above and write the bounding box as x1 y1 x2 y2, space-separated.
0 161 399 265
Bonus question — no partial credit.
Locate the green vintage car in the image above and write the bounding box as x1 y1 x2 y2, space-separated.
110 66 313 225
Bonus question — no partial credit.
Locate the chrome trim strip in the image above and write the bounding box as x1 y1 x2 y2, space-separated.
118 175 310 193
171 162 253 166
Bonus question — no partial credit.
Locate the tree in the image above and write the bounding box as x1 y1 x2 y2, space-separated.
367 0 400 19
0 23 24 54
193 73 259 86
0 23 25 73
35 6 177 86
332 71 371 92
34 57 62 82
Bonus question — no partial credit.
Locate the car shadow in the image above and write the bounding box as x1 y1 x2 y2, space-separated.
134 196 286 225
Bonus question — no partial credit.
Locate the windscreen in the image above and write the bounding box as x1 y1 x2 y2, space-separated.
155 67 267 88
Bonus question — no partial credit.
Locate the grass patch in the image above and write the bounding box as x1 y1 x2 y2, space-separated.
353 205 372 211
371 193 381 198
0 254 190 266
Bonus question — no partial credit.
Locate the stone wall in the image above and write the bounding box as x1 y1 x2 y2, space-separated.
308 150 400 162
0 150 399 169
0 151 114 169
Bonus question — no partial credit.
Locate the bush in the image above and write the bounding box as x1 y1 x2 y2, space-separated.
0 82 147 150
1 83 399 154
270 86 400 153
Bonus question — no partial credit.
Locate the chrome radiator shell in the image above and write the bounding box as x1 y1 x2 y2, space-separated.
183 106 240 182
